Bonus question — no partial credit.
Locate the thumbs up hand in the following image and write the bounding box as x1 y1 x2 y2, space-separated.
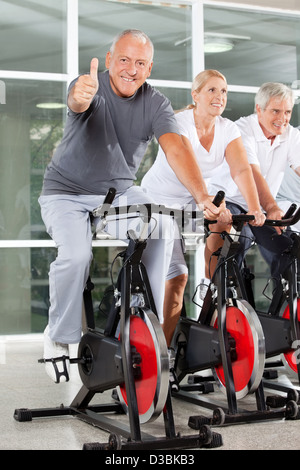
68 58 99 112
89 57 99 84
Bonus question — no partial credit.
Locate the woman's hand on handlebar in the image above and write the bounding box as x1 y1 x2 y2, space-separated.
200 196 224 221
201 197 232 224
247 209 266 227
217 206 233 225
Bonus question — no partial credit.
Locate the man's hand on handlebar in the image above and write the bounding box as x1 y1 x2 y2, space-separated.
246 209 266 227
266 207 286 234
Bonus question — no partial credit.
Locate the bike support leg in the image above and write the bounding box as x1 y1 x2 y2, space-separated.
255 381 268 411
119 262 142 442
217 261 238 414
287 260 300 384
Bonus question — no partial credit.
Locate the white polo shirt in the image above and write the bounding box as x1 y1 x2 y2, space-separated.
208 113 300 211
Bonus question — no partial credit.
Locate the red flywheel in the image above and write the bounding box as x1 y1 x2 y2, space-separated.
211 299 265 399
281 298 300 377
117 309 169 423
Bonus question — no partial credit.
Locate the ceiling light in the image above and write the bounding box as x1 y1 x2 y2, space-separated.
36 102 66 109
204 38 234 54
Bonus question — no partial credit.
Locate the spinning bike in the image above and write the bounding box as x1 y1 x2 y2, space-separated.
171 199 300 426
14 188 222 450
244 204 300 403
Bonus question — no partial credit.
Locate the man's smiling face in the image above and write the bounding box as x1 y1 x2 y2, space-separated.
105 34 153 98
256 96 293 139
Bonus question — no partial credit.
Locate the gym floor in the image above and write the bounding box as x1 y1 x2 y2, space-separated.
1 335 300 451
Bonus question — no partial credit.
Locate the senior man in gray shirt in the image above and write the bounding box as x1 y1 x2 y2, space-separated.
39 29 221 383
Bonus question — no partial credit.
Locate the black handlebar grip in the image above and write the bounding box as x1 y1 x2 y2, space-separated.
212 190 225 207
95 187 117 218
103 187 116 205
232 214 255 222
282 203 296 220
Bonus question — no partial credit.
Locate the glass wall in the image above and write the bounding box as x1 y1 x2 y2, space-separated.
204 4 300 125
0 0 68 334
0 0 300 334
204 6 300 86
78 1 192 81
0 1 67 73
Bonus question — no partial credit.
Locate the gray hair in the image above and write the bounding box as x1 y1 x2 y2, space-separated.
255 82 294 112
110 29 154 61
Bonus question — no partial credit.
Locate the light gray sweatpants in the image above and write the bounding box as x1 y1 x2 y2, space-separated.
39 187 174 344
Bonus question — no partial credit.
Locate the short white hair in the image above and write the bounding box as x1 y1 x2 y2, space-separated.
255 82 294 111
110 29 154 61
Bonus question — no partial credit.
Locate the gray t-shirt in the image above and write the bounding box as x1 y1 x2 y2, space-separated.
41 70 179 195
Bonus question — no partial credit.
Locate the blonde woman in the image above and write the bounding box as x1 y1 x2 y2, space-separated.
141 70 264 354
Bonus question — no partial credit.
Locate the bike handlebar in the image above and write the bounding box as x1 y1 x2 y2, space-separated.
92 188 300 229
220 208 300 228
211 190 225 208
229 206 300 228
264 205 300 227
209 190 300 228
